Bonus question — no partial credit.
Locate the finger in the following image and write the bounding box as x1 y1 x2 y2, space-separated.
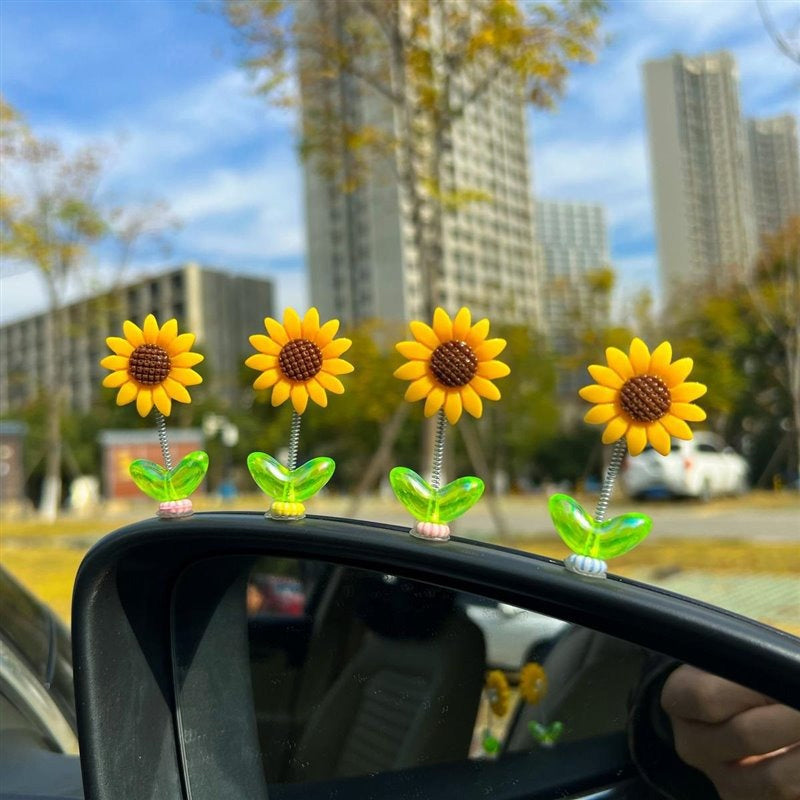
662 665 772 724
671 706 800 765
705 742 800 800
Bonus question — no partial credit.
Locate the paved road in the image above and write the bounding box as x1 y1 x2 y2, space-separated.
321 494 800 542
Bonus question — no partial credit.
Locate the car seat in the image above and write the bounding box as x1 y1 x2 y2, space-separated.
286 574 486 782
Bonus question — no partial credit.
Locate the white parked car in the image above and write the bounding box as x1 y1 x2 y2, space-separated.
622 431 748 501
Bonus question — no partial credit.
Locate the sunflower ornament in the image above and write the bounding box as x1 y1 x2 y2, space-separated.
550 338 707 577
101 314 208 518
390 307 509 542
245 308 353 520
482 670 511 755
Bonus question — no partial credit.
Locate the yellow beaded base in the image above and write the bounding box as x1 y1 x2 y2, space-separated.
268 500 306 521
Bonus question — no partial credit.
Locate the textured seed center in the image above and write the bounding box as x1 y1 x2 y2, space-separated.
128 344 170 385
279 338 322 382
620 375 671 422
430 340 478 387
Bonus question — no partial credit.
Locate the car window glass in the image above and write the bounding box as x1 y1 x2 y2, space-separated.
242 557 655 788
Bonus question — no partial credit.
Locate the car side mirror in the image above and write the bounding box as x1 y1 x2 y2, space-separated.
71 513 800 800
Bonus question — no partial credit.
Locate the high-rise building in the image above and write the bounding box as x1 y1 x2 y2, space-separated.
748 115 800 242
300 4 541 329
535 199 609 353
643 52 757 294
0 264 273 414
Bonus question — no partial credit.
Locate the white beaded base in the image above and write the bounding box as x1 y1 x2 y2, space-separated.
410 521 451 542
564 554 608 578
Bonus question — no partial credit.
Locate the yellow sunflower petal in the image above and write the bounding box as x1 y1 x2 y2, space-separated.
283 308 302 340
647 422 671 455
322 338 352 359
322 358 354 375
116 381 138 406
409 321 441 351
465 318 490 347
106 336 134 357
394 361 428 381
588 365 623 389
153 385 172 417
461 384 483 418
397 341 433 360
290 384 309 415
601 415 628 444
136 388 153 417
157 319 178 348
123 320 144 347
670 402 706 422
171 352 204 368
661 414 693 440
307 378 328 408
163 377 191 403
626 424 648 456
102 370 129 388
170 368 203 386
663 357 694 387
670 382 707 403
245 354 278 371
100 355 129 371
316 372 345 394
405 376 435 402
584 404 617 424
424 386 446 416
249 334 282 356
167 333 196 356
470 375 501 401
432 308 453 342
253 369 279 391
606 347 634 380
315 319 339 348
473 338 506 361
476 360 510 379
142 314 159 344
452 307 471 340
649 341 672 375
264 317 289 345
302 307 320 340
271 379 291 406
578 384 617 404
628 338 651 375
444 391 463 425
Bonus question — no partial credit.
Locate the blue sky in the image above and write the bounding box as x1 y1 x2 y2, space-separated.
1 0 797 323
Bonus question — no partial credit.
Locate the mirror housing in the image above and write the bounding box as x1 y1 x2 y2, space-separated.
72 512 800 800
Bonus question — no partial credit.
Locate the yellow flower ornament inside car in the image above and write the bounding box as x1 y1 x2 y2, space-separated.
485 670 511 718
579 338 707 456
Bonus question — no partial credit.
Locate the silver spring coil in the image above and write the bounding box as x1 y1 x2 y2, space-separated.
594 438 627 522
430 410 447 490
156 412 173 470
287 411 302 471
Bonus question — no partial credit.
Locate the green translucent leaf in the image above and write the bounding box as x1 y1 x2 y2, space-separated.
482 733 500 754
247 452 335 502
389 467 484 524
129 451 209 502
529 720 563 746
548 493 651 560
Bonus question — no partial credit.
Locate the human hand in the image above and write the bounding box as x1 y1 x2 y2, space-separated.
661 665 800 800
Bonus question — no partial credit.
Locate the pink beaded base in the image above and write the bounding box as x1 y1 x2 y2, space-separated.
157 499 194 518
410 521 450 542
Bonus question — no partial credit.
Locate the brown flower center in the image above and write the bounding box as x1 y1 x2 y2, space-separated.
128 344 170 385
430 340 478 387
279 338 322 382
619 375 671 422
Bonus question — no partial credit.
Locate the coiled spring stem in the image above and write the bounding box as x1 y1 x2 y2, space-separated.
430 410 447 490
594 439 627 522
156 412 173 470
287 411 302 471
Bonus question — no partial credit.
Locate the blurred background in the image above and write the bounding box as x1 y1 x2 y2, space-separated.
0 0 798 632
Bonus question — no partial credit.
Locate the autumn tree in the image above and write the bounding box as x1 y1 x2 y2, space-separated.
0 100 174 517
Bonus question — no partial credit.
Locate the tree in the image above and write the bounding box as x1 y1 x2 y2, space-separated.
0 100 175 517
221 0 604 317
